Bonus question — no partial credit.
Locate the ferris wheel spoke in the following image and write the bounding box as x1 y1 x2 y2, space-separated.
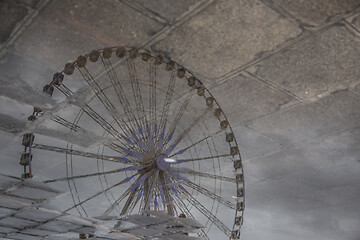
168 129 223 158
44 165 143 183
160 173 175 215
182 190 232 237
56 83 74 97
157 71 176 143
149 59 157 127
101 57 139 133
77 66 115 110
120 185 140 216
126 53 147 127
163 88 196 149
51 115 85 132
176 153 233 164
165 108 211 156
182 180 236 210
81 104 122 141
144 170 159 210
105 170 151 215
64 172 139 213
31 143 135 164
170 187 209 240
104 143 141 164
176 168 236 183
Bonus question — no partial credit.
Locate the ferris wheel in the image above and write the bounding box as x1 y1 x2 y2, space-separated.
21 46 245 239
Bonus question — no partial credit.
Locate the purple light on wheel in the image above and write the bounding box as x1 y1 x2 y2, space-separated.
130 130 147 151
113 156 131 163
156 155 170 171
136 188 143 201
123 136 134 146
138 125 144 137
154 124 158 136
159 128 165 149
146 124 155 147
158 181 166 207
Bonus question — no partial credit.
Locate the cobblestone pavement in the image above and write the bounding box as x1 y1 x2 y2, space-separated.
0 0 360 239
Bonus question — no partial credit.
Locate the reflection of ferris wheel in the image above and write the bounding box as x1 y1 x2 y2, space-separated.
23 46 245 239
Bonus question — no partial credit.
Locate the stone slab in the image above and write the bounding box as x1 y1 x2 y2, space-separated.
252 25 360 100
210 73 294 125
153 0 301 79
15 208 60 223
37 219 80 233
133 0 197 22
0 2 28 46
0 216 37 229
272 0 360 27
0 53 57 107
234 126 284 161
350 13 360 30
246 90 360 146
14 0 164 69
245 127 360 182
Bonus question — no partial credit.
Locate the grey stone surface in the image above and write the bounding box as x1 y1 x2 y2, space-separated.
246 90 360 145
234 126 284 160
0 0 360 239
0 2 28 45
350 13 360 30
210 73 294 125
15 208 60 222
272 0 360 27
0 53 57 107
133 0 198 22
14 0 164 68
0 175 21 191
37 219 80 233
0 216 37 229
153 0 301 79
245 128 360 182
252 25 360 100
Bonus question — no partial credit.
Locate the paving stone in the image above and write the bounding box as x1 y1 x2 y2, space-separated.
15 207 60 222
272 0 360 27
350 13 360 30
0 2 28 45
20 228 59 237
7 186 58 201
245 128 360 182
0 216 37 229
0 207 14 218
15 0 164 68
0 53 57 107
37 219 80 233
252 25 360 100
234 126 283 160
210 73 294 125
7 233 40 240
246 90 360 146
133 0 197 22
0 226 17 234
153 0 301 80
0 175 21 192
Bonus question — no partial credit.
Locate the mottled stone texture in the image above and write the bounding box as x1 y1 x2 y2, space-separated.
153 0 301 79
273 0 360 27
15 0 164 68
350 13 360 30
0 1 28 45
210 73 294 125
134 0 197 22
247 90 360 146
253 25 360 100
